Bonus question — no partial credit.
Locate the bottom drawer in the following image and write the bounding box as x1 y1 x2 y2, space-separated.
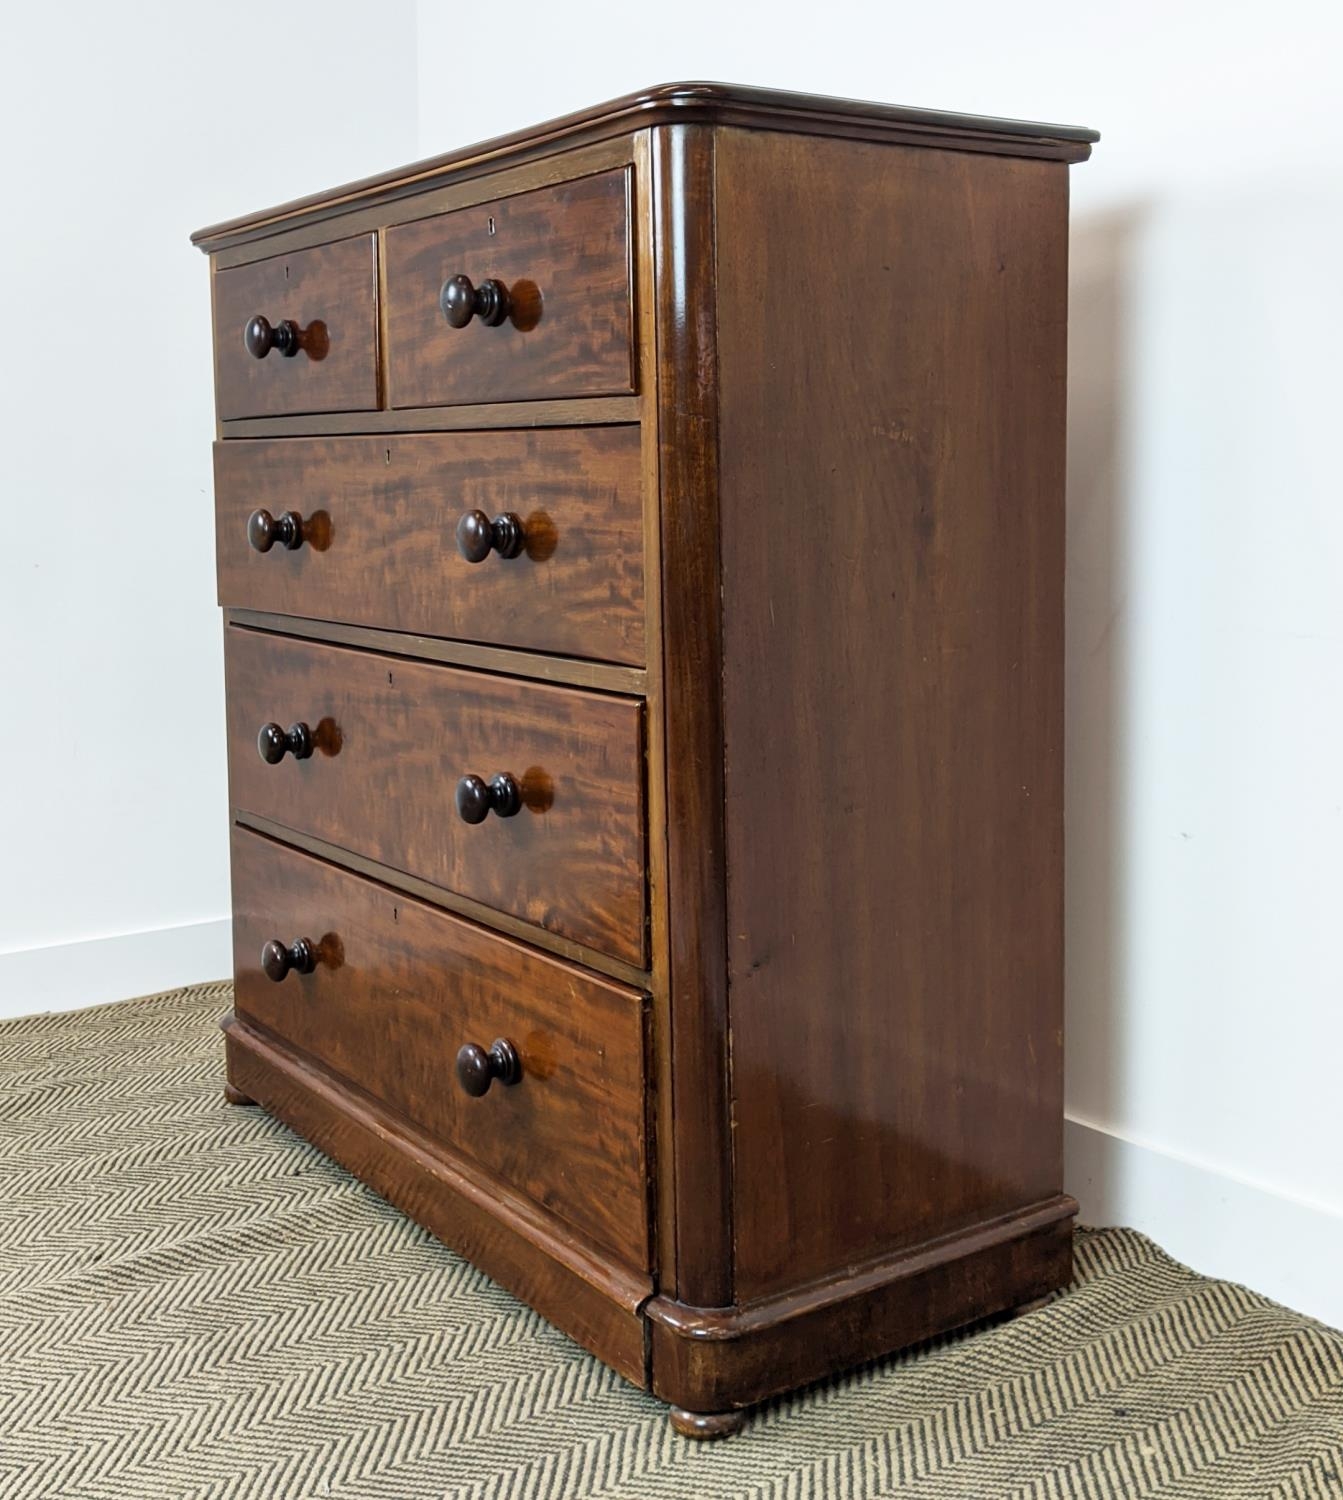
230 827 651 1270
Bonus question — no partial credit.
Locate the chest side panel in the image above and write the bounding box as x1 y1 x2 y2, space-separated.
715 128 1070 1301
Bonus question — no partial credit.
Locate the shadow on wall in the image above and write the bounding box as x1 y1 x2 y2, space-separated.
1060 182 1343 1321
1064 204 1146 1216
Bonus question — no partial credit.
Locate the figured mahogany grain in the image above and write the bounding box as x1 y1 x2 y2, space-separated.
231 829 650 1267
713 130 1071 1302
384 170 634 406
215 427 645 665
224 627 647 966
213 236 378 420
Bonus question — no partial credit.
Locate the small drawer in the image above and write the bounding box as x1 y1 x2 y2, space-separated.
214 427 645 665
213 236 379 420
231 828 651 1268
225 627 646 967
384 170 634 407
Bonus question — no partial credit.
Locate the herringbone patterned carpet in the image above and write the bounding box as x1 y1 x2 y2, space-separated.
1 984 1341 1498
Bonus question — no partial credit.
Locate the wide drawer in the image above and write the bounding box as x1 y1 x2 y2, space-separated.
215 428 645 665
225 627 647 966
231 828 651 1268
213 236 379 420
384 170 634 407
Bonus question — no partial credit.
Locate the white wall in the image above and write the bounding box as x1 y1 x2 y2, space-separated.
0 1 418 1017
418 1 1343 1320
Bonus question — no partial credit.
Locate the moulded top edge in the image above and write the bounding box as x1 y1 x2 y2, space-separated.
190 81 1099 252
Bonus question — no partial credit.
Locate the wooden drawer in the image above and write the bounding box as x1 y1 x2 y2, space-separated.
214 428 645 665
213 236 379 420
225 627 646 966
231 828 651 1268
384 170 633 407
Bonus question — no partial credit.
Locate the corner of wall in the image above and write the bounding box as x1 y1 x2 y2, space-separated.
1065 1113 1343 1330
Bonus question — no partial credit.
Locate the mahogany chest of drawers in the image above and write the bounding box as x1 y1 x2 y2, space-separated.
193 83 1097 1437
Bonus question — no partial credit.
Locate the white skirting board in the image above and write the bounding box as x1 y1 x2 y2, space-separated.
0 919 232 1022
1066 1113 1343 1330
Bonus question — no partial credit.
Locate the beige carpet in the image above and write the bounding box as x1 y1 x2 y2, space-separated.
1 983 1341 1499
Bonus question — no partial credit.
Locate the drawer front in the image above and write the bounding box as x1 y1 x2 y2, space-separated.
215 427 645 665
231 829 651 1268
385 170 633 407
225 628 646 966
213 236 379 420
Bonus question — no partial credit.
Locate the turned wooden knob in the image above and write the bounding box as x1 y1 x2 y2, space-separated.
261 937 317 982
455 1038 521 1096
439 274 511 328
244 315 301 358
257 721 313 764
456 510 526 563
456 772 522 824
247 509 304 552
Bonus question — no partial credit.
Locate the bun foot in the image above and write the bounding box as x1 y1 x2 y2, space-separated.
668 1407 748 1440
223 1083 256 1106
